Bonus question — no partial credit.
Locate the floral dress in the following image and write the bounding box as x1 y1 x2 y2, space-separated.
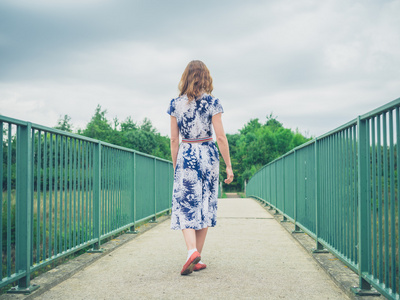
167 93 224 230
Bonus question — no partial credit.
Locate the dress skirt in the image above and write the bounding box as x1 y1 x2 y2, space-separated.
171 141 220 230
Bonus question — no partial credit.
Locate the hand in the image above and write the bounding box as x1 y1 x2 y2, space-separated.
224 167 234 184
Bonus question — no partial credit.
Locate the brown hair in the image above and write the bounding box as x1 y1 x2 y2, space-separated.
178 60 213 101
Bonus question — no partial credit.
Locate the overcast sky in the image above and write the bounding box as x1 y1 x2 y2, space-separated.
1 0 399 138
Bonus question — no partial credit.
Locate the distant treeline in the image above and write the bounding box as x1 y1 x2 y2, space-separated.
2 106 311 191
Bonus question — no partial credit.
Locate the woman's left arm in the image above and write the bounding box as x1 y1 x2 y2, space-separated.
170 116 179 169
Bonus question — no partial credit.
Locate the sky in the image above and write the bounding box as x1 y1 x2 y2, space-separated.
1 0 399 138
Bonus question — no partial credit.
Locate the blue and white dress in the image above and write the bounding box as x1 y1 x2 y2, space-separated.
167 93 223 230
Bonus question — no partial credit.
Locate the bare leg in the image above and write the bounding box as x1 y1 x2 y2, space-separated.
182 229 196 250
195 227 208 254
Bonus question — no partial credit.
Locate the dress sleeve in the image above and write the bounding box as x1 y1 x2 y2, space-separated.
167 99 176 117
211 98 224 116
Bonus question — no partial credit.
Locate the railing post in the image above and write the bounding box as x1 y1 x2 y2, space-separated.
128 152 138 233
281 159 287 222
88 142 103 252
8 123 39 294
313 139 327 253
352 116 374 295
293 150 301 233
150 158 157 223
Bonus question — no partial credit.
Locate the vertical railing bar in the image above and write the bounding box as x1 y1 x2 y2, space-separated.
154 157 157 220
0 122 3 280
333 134 337 249
93 142 101 250
366 119 371 275
314 139 320 250
64 137 68 252
108 148 111 233
371 118 377 279
105 148 109 234
345 131 350 258
396 107 400 294
73 138 77 247
111 149 115 230
111 149 114 230
80 141 83 242
349 128 353 260
352 125 357 263
119 152 122 227
77 140 81 245
112 149 115 230
329 135 334 246
101 148 105 236
377 115 383 283
340 131 344 253
85 142 88 242
350 127 354 261
118 150 121 228
43 131 47 261
54 134 58 256
68 138 72 250
320 140 324 243
16 126 20 276
6 124 12 277
89 143 93 240
337 131 344 255
383 112 389 286
389 110 396 293
337 132 341 252
344 129 349 258
344 128 349 260
336 134 340 253
109 148 112 233
59 135 63 255
49 133 53 259
36 130 41 263
133 152 137 229
30 128 35 266
82 142 86 242
118 152 122 227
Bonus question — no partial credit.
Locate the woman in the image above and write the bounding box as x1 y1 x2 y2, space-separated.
167 60 234 275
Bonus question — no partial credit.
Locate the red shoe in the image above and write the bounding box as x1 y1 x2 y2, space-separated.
193 263 207 271
180 251 201 275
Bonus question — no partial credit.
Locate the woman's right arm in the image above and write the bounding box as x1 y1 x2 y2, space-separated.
170 116 180 170
212 113 234 184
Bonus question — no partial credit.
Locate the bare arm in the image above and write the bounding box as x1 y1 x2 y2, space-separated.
212 113 234 184
170 116 179 169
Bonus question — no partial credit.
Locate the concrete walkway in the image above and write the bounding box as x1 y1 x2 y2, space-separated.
34 198 348 299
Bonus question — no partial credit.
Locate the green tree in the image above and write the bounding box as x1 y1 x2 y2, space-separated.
82 105 113 141
225 115 310 192
54 115 73 132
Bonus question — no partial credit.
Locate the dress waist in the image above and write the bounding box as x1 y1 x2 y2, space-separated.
181 136 213 143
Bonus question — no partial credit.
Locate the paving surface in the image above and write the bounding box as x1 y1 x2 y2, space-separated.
4 198 354 299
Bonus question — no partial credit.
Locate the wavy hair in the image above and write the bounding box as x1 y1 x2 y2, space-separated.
178 60 213 101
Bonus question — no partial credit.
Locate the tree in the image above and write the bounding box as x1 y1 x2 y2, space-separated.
82 105 113 141
54 115 73 132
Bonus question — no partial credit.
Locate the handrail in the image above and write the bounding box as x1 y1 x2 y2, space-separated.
246 97 400 300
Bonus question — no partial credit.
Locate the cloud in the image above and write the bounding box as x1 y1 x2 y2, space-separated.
0 0 399 139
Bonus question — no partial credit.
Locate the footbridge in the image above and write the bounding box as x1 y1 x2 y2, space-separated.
1 97 400 299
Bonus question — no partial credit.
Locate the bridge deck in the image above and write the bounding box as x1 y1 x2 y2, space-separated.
28 198 349 299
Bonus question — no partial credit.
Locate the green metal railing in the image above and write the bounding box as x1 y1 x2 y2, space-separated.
0 115 173 293
247 97 400 300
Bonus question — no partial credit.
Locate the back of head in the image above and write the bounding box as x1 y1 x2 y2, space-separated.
179 60 213 101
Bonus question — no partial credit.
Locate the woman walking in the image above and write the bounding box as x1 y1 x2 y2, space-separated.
167 60 234 275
